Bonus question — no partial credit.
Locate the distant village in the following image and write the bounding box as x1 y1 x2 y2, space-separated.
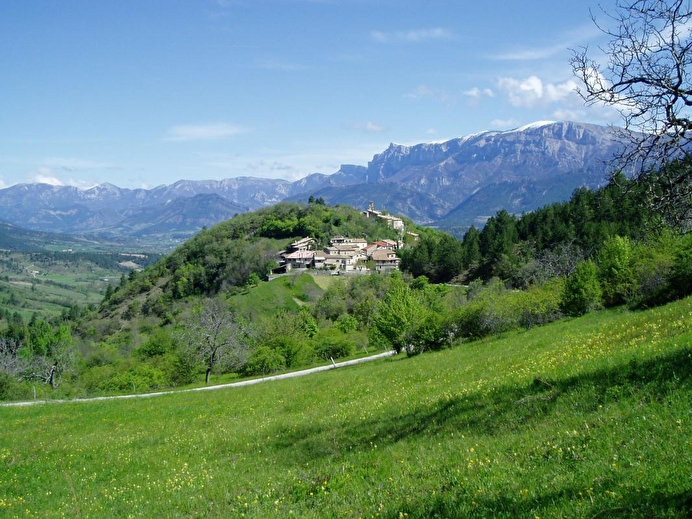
271 202 417 277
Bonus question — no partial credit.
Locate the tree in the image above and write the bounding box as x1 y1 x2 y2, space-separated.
561 260 603 317
597 235 637 306
1 322 76 389
0 337 25 380
182 298 249 384
248 310 315 371
462 225 482 268
371 273 433 355
571 0 692 228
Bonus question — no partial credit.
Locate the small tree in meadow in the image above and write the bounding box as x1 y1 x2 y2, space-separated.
182 298 249 384
597 235 636 306
561 260 602 317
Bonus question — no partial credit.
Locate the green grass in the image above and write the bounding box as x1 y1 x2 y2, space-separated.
230 273 324 318
1 298 692 518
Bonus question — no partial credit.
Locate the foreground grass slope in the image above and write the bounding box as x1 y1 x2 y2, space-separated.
1 297 691 518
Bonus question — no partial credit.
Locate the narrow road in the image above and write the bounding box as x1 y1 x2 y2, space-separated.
1 350 397 407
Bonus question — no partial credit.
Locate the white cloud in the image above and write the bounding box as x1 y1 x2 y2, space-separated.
497 75 578 108
462 87 495 105
371 27 453 43
25 167 101 188
344 121 389 133
404 85 457 104
493 23 604 61
259 60 308 71
494 44 568 61
164 123 248 142
463 87 495 99
28 167 64 186
552 108 586 121
490 118 520 129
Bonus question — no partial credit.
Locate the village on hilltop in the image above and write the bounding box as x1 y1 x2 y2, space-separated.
271 202 418 277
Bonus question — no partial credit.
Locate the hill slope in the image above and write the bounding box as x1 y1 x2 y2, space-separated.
2 297 691 517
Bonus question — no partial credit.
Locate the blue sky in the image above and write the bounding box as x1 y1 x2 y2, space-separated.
0 0 620 189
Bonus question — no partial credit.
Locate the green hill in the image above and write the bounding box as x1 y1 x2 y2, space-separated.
2 296 691 518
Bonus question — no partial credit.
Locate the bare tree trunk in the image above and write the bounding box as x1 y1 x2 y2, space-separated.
205 366 212 385
48 362 58 389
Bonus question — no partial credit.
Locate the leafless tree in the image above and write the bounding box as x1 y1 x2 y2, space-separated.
26 338 76 389
0 336 75 389
182 298 250 384
0 338 25 378
571 0 692 228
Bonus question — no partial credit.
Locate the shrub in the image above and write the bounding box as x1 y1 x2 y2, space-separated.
313 329 354 360
668 234 692 300
561 260 602 317
516 279 564 328
133 328 175 359
334 314 358 333
597 235 636 306
244 346 286 376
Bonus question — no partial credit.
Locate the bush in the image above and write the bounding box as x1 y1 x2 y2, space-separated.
561 260 603 317
313 329 354 360
669 234 692 297
244 346 286 376
597 235 636 306
0 371 14 400
516 279 564 328
629 238 675 308
447 280 563 341
334 314 358 334
133 328 175 359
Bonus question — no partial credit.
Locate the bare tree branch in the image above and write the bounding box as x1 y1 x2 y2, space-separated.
182 298 250 384
571 0 692 229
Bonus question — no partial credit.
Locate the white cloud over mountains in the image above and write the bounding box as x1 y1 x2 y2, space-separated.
370 27 453 43
497 75 578 108
344 121 389 133
164 123 248 142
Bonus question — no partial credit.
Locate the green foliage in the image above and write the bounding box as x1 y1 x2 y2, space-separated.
479 210 519 264
314 279 347 321
248 310 317 374
244 346 286 375
668 234 692 299
399 233 465 283
561 260 603 317
371 274 421 354
447 279 564 340
313 328 355 360
334 314 357 333
298 307 318 338
597 235 636 306
133 328 175 359
371 273 446 355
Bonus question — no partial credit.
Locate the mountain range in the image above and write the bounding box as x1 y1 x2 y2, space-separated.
0 121 624 244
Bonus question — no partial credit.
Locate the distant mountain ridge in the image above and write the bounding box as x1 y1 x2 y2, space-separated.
0 121 623 241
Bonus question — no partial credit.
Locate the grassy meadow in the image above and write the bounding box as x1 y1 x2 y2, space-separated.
1 297 691 518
